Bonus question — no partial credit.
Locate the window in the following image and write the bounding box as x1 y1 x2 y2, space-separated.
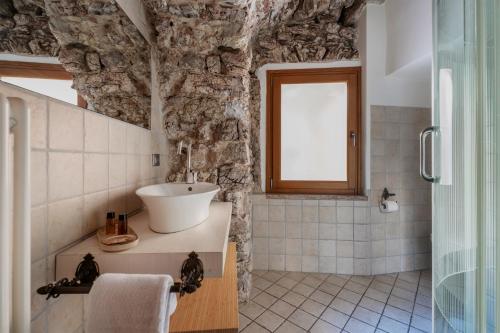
266 67 361 195
0 61 86 108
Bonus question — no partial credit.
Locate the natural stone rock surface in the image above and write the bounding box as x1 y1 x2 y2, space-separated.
0 0 152 128
44 0 152 128
145 0 365 301
0 0 59 56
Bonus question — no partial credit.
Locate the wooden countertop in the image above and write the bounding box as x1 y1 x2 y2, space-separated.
170 242 239 333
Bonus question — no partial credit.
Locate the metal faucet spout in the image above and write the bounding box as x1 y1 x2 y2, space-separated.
177 140 197 184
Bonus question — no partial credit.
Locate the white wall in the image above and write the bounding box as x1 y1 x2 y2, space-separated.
385 0 432 77
360 3 432 110
359 2 433 189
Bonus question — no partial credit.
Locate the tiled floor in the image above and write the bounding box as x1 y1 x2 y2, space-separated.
239 270 432 333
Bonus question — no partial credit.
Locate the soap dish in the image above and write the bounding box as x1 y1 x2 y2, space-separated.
97 227 139 252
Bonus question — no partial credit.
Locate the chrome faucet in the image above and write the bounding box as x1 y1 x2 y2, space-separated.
177 140 197 184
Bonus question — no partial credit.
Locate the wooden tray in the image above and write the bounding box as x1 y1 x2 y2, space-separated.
96 227 139 252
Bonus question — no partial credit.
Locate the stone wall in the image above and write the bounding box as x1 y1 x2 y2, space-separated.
145 0 365 301
1 0 152 128
250 0 364 189
0 0 59 56
44 0 152 128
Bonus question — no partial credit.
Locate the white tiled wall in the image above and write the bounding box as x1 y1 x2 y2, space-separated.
0 82 168 333
251 106 432 276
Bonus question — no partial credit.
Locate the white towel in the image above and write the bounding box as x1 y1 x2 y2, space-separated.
85 273 177 333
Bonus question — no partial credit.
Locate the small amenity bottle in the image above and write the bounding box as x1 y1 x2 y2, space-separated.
118 213 128 235
105 212 116 235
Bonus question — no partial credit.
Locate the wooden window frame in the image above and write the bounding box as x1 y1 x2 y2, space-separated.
266 67 362 195
0 60 87 108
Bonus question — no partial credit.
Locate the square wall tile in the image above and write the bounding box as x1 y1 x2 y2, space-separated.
126 125 142 154
269 222 285 238
49 101 83 151
286 239 302 255
253 221 268 238
302 205 319 223
253 204 268 221
31 206 47 262
31 258 47 318
286 223 301 239
31 151 47 206
269 255 285 271
30 99 47 149
302 223 318 239
319 256 336 273
319 240 336 257
269 238 285 255
84 111 108 152
319 223 336 240
319 206 336 223
140 154 152 181
302 240 319 256
109 119 127 153
286 205 302 222
337 258 354 275
84 153 108 194
48 196 84 253
83 190 108 234
253 254 269 270
126 155 141 185
269 205 285 221
48 295 83 333
109 154 126 188
286 255 302 272
48 152 83 202
108 186 126 214
302 256 318 272
337 207 353 223
253 238 269 254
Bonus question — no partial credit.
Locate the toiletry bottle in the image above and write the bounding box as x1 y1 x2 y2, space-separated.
105 212 116 235
118 213 128 235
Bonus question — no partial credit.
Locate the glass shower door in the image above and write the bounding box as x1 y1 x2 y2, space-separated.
430 0 499 332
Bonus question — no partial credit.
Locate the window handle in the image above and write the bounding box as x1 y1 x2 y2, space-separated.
350 131 356 147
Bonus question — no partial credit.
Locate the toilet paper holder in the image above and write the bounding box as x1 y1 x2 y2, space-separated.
380 187 395 209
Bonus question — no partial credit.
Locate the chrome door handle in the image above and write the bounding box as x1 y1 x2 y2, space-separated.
350 131 356 147
420 126 438 183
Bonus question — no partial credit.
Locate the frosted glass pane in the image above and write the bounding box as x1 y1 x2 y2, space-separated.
281 82 347 181
439 68 453 185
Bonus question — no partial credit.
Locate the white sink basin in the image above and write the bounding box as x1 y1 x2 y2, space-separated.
136 182 220 233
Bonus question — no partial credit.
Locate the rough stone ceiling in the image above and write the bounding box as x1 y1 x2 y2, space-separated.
0 0 365 130
0 0 152 128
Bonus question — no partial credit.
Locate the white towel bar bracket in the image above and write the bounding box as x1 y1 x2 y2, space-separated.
37 252 204 299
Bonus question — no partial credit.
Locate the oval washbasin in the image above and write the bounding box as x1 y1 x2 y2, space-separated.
136 182 220 233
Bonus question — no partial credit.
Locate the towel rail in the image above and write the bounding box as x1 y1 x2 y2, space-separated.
37 252 204 299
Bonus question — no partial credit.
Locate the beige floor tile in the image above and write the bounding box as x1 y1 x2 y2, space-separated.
310 319 342 333
288 309 316 330
293 283 315 297
281 291 306 307
330 297 356 315
269 300 296 318
255 310 285 332
300 299 326 317
344 318 376 333
241 322 269 333
274 320 306 333
320 308 349 328
253 292 278 308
